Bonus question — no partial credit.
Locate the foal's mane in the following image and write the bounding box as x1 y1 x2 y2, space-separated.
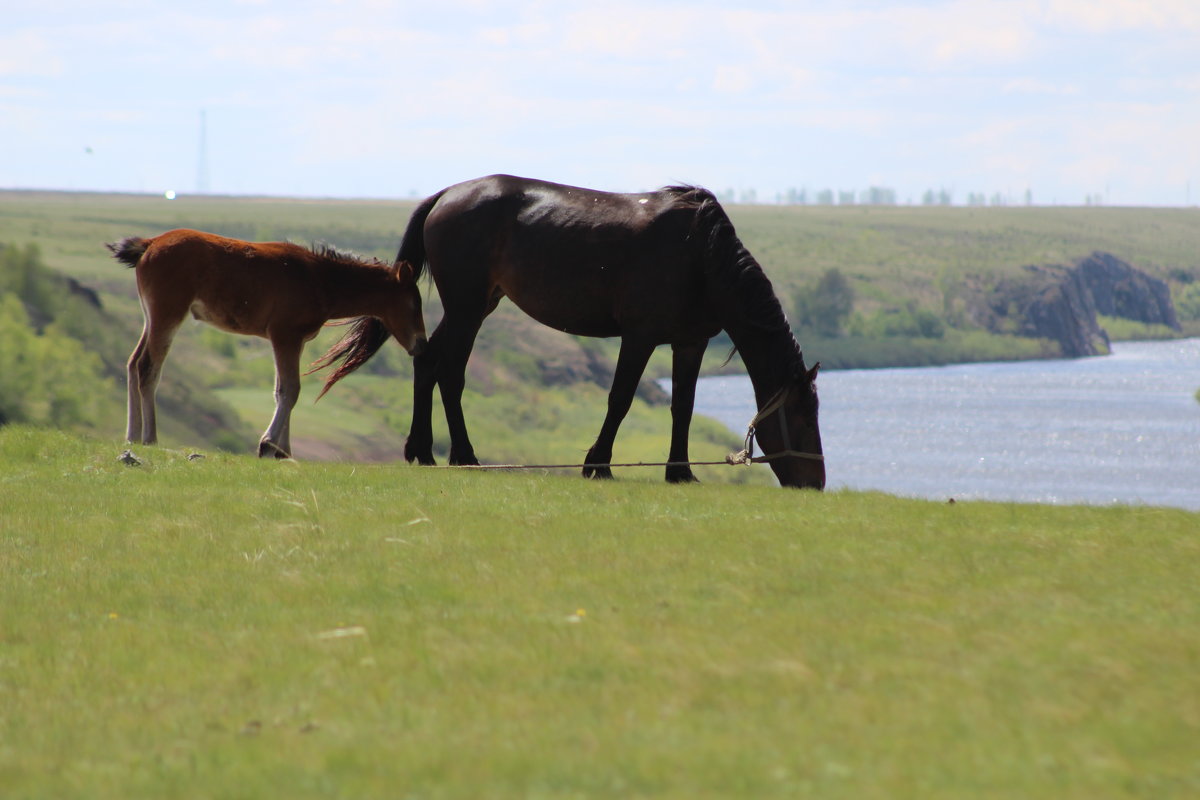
664 185 803 369
307 242 388 270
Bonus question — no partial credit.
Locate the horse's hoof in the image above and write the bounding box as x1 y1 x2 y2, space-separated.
404 439 435 465
665 467 699 484
582 466 614 480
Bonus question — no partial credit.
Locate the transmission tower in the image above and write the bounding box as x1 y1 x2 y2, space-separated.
196 109 210 194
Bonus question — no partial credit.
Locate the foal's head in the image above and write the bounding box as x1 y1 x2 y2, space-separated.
381 259 427 356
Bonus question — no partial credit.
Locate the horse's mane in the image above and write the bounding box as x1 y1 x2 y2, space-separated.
664 185 802 366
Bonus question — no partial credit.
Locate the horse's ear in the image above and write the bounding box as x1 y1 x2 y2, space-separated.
393 260 415 283
807 362 820 381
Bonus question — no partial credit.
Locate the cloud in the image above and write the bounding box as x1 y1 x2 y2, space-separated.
1003 78 1080 95
0 30 64 77
1046 0 1200 33
713 65 755 95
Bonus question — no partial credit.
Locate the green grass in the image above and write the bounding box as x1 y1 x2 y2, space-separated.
1097 315 1183 342
2 426 1197 798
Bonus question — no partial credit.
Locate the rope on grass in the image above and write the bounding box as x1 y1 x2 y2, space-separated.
428 384 823 472
430 448 821 473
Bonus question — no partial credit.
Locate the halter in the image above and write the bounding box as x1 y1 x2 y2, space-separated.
726 383 825 466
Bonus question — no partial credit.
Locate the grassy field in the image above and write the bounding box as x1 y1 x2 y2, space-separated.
4 190 1200 289
4 191 1199 352
2 189 1198 461
2 426 1197 798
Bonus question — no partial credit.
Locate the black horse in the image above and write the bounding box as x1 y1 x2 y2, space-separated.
314 174 824 489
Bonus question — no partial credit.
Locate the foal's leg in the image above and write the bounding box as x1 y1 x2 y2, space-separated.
260 335 304 458
665 340 707 484
583 338 656 480
128 316 181 445
126 325 149 442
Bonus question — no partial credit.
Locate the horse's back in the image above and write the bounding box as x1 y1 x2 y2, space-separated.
429 174 676 232
425 174 698 274
421 175 714 340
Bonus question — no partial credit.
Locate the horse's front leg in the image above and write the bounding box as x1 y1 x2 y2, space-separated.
665 340 707 483
260 337 303 459
584 338 655 480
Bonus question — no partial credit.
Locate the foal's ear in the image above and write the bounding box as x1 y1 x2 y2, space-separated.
393 260 416 283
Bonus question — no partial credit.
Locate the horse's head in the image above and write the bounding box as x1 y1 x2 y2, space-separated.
755 361 825 490
385 259 428 356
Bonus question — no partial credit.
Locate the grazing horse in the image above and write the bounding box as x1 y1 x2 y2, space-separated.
108 229 426 458
316 174 824 489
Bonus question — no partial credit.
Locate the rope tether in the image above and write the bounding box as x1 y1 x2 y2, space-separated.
430 384 823 471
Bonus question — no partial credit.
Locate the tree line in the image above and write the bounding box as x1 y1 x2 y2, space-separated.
717 187 1055 207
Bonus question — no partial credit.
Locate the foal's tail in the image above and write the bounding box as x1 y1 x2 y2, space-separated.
106 236 149 267
308 316 392 400
307 190 444 400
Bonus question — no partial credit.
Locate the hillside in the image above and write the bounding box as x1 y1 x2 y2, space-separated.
2 189 1198 463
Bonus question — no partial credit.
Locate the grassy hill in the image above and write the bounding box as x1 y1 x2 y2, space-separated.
2 189 1198 464
2 426 1197 798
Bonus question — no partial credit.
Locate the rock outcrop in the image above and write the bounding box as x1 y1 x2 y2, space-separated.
968 252 1180 358
1074 251 1179 329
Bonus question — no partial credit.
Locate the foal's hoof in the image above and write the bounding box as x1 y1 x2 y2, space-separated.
257 440 290 459
582 465 614 480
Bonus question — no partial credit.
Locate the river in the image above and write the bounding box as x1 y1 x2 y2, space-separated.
680 338 1200 510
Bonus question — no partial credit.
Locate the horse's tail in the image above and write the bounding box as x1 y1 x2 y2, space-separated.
393 189 443 283
106 236 149 267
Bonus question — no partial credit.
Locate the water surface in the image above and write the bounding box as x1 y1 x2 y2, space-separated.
681 339 1200 509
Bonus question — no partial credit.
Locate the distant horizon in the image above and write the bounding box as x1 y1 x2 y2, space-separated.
4 183 1196 210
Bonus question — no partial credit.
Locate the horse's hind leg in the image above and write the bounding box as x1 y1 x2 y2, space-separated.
411 283 499 467
404 330 441 465
584 337 655 480
260 336 304 458
664 341 707 483
436 313 489 466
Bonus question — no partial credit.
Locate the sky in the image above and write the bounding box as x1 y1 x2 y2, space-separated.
4 0 1199 206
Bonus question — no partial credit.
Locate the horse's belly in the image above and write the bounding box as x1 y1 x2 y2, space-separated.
508 296 620 338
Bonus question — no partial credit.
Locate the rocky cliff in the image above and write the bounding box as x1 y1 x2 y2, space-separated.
967 252 1180 358
1074 251 1180 329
